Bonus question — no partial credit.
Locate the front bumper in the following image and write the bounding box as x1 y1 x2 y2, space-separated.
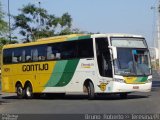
111 82 152 93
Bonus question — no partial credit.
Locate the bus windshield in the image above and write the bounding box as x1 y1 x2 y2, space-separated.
114 48 151 76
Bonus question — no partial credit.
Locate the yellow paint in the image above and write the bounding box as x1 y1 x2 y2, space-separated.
124 77 137 84
2 61 56 93
2 77 9 92
82 66 91 68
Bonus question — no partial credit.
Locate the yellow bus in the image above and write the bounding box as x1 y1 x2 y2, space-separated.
1 34 152 99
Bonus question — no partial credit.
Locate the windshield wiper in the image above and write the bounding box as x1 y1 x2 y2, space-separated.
120 72 136 76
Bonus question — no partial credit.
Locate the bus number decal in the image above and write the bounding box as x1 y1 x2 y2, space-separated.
4 68 10 72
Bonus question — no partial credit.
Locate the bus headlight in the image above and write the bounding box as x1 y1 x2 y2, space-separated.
114 78 125 83
147 78 152 83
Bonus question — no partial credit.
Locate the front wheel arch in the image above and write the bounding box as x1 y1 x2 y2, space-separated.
83 79 95 100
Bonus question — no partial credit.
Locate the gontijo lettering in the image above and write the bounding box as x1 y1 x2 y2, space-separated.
22 63 49 72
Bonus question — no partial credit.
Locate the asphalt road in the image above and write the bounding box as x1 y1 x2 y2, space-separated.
0 90 159 114
0 70 160 114
0 86 160 114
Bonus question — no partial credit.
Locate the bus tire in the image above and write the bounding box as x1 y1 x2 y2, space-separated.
16 83 25 99
120 93 128 99
87 81 95 100
25 83 33 99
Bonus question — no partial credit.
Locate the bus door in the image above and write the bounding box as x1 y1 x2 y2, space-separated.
95 38 113 79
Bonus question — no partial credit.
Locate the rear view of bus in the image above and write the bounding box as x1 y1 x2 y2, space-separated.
98 34 152 98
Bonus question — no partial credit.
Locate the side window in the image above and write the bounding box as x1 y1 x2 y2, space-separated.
61 41 77 59
96 38 112 77
37 45 46 61
12 48 22 63
47 44 61 60
77 39 94 58
31 48 38 62
3 49 12 64
24 47 31 62
22 50 25 62
47 41 77 60
25 45 46 62
3 48 29 64
3 45 46 64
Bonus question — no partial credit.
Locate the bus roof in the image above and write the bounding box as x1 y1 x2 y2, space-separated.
3 33 144 49
91 33 143 38
2 34 87 49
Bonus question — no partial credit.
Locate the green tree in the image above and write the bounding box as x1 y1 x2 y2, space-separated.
13 3 73 42
0 37 18 48
0 1 8 36
0 1 18 46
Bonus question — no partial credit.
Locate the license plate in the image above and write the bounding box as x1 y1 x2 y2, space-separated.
133 86 139 89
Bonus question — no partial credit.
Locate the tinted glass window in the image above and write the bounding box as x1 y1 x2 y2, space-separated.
25 47 32 62
96 38 112 77
3 38 94 64
12 48 23 63
37 45 46 61
31 48 38 61
47 43 62 60
3 49 12 64
47 41 77 60
77 39 94 58
61 42 77 59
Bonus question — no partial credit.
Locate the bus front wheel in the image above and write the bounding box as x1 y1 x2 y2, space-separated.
25 83 33 99
87 81 95 100
16 83 25 99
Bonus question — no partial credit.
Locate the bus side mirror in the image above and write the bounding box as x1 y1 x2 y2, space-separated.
108 46 117 60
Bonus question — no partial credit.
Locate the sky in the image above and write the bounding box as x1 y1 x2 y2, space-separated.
1 0 157 46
